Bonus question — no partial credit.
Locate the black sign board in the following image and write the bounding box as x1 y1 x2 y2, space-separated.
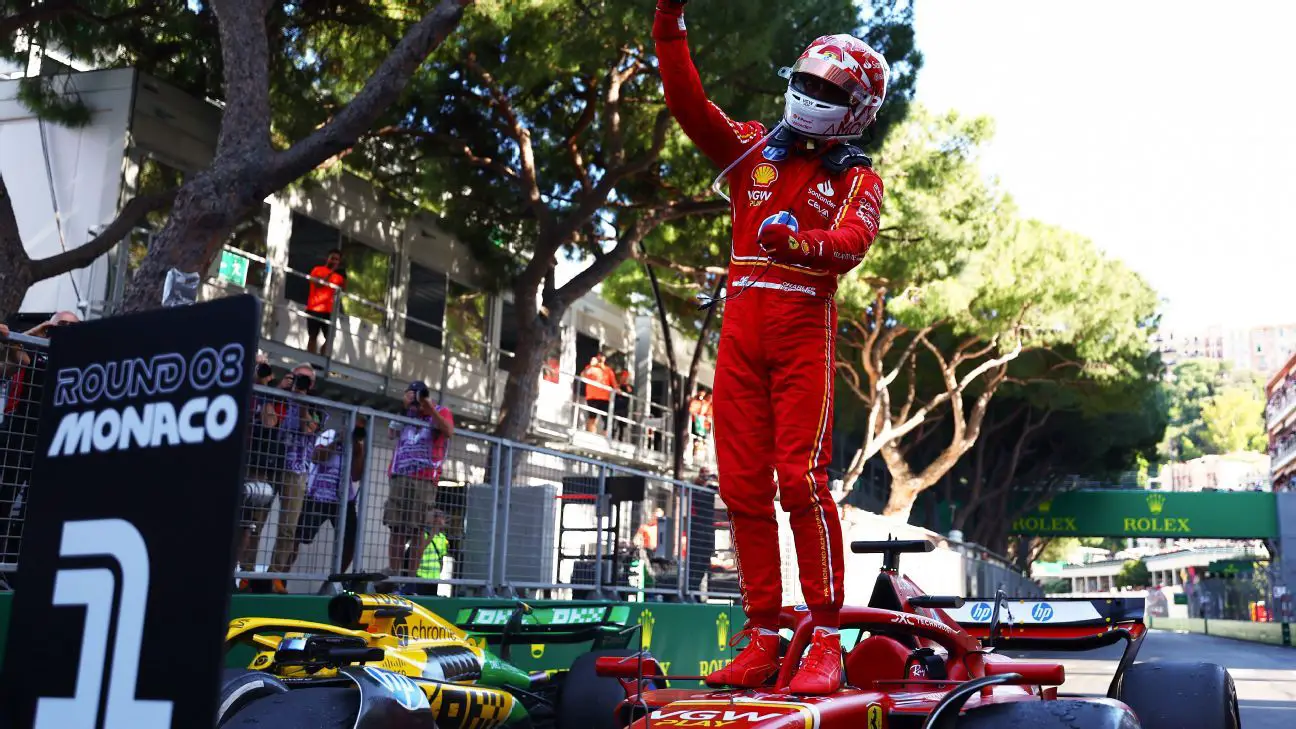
0 295 259 729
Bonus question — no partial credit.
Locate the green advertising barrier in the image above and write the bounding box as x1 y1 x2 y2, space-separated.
1147 615 1293 647
0 592 746 682
1011 490 1279 539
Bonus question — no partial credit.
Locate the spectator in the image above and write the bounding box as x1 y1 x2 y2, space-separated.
580 353 617 433
385 381 453 580
634 507 665 553
0 311 79 578
414 508 450 596
268 363 322 593
237 356 282 591
306 248 346 356
688 388 713 461
294 415 367 573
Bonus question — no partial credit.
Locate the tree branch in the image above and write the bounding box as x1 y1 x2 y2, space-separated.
553 198 723 310
30 190 177 280
270 0 475 187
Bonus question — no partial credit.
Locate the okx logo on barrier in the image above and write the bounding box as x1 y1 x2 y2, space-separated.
0 296 260 729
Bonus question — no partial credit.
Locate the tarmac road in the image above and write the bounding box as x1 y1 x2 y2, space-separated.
1008 629 1296 729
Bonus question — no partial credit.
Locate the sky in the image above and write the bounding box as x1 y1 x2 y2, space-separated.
911 0 1296 331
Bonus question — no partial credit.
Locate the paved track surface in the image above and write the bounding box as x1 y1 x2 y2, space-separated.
1007 628 1296 728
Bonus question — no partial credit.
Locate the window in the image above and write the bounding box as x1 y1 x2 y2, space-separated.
445 280 488 361
222 204 271 290
405 262 447 348
130 156 186 275
499 299 518 371
285 213 342 307
285 213 391 327
341 238 391 327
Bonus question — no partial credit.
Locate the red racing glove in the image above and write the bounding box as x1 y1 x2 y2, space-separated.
759 224 824 268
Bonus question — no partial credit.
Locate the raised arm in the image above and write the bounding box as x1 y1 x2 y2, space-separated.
653 0 765 168
758 167 885 275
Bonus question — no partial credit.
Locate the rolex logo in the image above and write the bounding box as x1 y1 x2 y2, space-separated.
1147 493 1166 515
531 644 545 659
638 609 655 650
716 612 731 650
1038 501 1052 514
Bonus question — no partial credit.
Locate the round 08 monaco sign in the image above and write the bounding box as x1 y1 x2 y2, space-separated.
0 296 260 729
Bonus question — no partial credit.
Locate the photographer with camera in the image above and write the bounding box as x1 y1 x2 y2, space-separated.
267 364 323 593
385 381 453 582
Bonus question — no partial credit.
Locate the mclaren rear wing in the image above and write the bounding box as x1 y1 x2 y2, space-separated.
945 597 1146 651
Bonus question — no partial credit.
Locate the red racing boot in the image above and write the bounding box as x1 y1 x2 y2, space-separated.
788 628 843 695
705 628 781 689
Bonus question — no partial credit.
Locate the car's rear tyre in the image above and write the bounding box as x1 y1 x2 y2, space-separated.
956 699 1140 728
222 686 360 728
557 649 665 729
216 669 289 726
1116 661 1241 729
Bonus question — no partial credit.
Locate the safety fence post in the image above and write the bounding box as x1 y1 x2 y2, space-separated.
594 464 607 600
497 442 515 598
331 408 358 576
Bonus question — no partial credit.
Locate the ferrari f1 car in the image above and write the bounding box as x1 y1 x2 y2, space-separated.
595 539 1241 729
219 589 650 728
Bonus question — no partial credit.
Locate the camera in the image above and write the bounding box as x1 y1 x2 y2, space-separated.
293 373 313 392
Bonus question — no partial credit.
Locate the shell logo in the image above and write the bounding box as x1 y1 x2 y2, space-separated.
751 163 778 187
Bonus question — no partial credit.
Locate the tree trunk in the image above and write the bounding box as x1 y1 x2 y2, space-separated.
494 307 562 441
0 177 34 320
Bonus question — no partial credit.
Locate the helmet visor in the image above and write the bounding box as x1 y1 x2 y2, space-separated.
791 56 871 106
790 73 850 107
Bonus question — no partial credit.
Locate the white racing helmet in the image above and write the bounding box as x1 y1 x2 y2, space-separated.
780 34 890 140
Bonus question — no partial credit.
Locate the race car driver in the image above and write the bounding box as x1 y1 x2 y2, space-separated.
653 0 889 694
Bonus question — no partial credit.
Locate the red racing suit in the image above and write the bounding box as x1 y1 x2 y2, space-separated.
654 4 884 630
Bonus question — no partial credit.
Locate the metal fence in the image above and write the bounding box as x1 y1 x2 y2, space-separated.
227 381 740 601
1 328 1038 605
1181 564 1294 623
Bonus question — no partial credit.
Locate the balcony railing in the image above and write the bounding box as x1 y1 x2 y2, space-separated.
1267 381 1296 430
90 243 713 474
1273 434 1296 475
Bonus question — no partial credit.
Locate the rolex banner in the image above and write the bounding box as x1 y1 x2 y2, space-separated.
0 296 260 729
1011 490 1279 539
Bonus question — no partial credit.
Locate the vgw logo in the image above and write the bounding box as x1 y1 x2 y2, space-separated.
34 519 172 729
969 602 993 622
1031 603 1055 622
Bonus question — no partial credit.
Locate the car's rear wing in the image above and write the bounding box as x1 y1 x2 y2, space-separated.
948 596 1144 628
945 597 1146 651
453 602 638 658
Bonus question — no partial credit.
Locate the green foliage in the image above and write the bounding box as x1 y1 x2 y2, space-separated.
347 0 923 291
15 76 92 127
1200 386 1267 454
1042 578 1071 594
1037 538 1079 564
838 106 1005 313
1159 359 1267 459
1115 559 1150 589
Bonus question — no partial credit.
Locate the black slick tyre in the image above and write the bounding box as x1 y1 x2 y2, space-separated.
557 649 664 729
1116 660 1241 729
